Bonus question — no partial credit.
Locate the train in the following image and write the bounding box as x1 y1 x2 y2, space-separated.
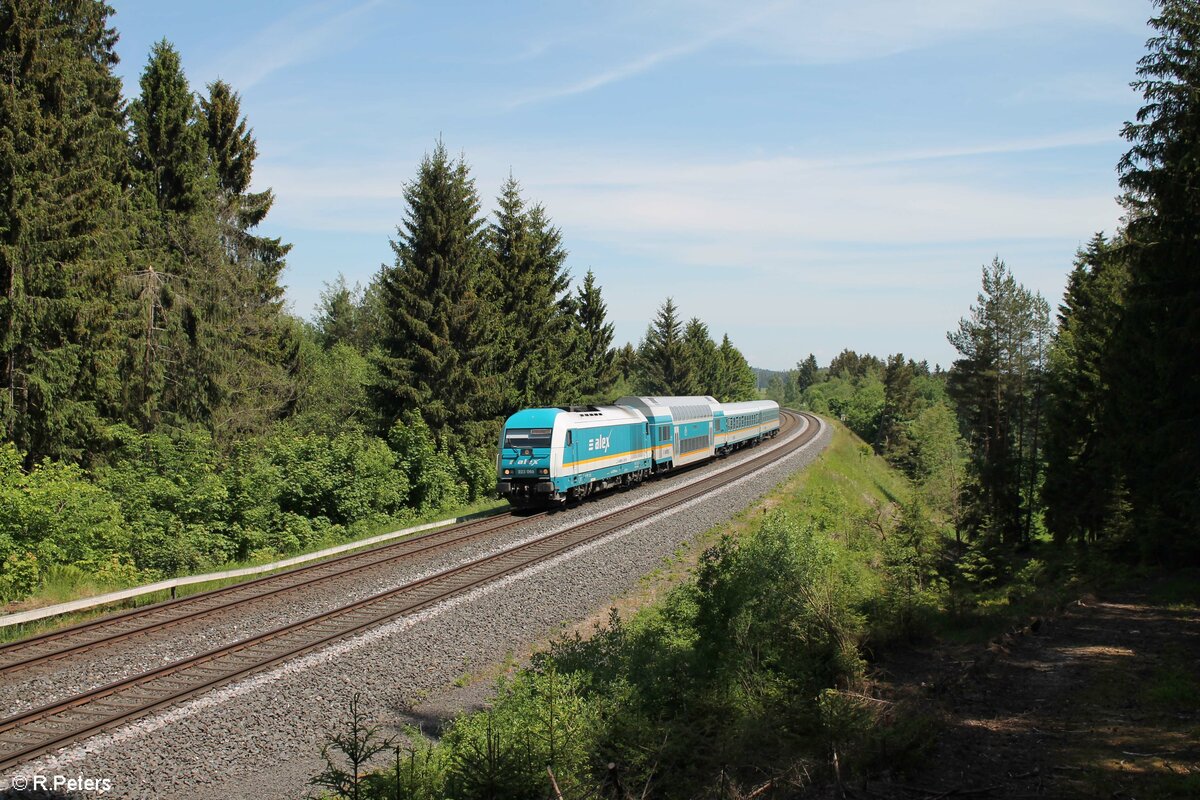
496 396 781 507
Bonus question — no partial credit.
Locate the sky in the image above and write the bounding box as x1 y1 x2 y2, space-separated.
106 0 1153 370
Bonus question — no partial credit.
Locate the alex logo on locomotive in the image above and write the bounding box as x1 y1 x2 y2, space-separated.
587 434 611 453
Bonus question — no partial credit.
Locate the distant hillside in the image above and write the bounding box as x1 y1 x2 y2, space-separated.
752 366 791 390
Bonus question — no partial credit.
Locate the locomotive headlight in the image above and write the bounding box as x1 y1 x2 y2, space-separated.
539 468 549 475
503 469 511 475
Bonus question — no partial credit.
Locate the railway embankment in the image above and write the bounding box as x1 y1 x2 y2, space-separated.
327 420 1199 800
2 413 827 798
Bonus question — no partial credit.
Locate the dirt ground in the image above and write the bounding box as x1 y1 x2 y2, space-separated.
867 589 1200 799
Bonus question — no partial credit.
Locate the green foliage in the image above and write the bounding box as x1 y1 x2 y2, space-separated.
373 141 500 448
1043 234 1129 548
636 297 697 396
909 403 968 533
292 338 377 435
95 426 233 576
487 178 581 409
312 693 394 800
715 333 759 401
946 258 1051 545
388 411 465 513
803 370 884 443
0 0 130 465
1107 0 1200 565
0 443 130 601
442 668 596 800
572 269 617 400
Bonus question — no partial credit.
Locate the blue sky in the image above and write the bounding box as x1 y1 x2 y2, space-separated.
107 0 1151 370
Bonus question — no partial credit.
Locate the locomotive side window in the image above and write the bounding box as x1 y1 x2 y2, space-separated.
565 430 573 446
504 428 553 448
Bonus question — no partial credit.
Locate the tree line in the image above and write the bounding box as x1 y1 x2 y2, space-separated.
0 1 760 601
784 0 1200 569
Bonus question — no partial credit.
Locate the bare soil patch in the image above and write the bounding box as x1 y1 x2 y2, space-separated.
870 589 1200 798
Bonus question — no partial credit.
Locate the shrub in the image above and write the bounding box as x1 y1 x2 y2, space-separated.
0 443 130 600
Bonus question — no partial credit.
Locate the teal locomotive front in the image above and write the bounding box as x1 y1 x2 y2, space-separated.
497 406 652 506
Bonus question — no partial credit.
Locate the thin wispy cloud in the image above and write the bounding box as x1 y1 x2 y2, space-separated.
206 0 384 90
717 0 1142 64
507 1 789 108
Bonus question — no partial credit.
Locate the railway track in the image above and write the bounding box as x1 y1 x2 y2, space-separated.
0 509 545 676
0 411 819 773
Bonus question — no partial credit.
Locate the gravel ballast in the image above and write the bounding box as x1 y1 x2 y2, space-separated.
4 415 831 799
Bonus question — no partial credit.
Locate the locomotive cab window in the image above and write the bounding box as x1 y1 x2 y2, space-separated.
565 430 573 446
504 428 553 448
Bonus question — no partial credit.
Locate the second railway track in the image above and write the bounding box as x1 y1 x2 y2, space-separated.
0 411 819 773
0 509 545 675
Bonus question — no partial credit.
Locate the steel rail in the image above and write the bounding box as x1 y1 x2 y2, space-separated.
0 510 544 675
0 411 817 773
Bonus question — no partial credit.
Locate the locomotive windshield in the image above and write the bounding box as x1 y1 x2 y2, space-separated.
504 428 553 449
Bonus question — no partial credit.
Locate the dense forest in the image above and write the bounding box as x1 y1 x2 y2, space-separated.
3 0 1198 797
313 6 1200 797
0 1 759 604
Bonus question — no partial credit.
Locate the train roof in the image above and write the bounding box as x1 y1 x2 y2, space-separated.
721 400 780 415
616 395 721 422
502 405 647 429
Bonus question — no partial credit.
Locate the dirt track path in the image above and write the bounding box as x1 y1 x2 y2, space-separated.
875 591 1200 799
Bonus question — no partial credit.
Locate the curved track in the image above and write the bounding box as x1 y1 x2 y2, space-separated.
0 411 819 772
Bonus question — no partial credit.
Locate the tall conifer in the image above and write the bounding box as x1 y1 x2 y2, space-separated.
637 298 697 396
199 79 294 441
0 0 129 463
486 177 574 410
1110 0 1200 562
716 335 758 401
126 40 222 428
374 142 498 445
1043 234 1129 546
683 318 720 396
574 269 616 398
946 258 1051 544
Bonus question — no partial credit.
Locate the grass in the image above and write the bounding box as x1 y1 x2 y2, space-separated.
0 496 507 643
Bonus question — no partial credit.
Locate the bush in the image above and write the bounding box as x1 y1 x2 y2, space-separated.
0 442 131 600
95 426 232 576
389 412 464 513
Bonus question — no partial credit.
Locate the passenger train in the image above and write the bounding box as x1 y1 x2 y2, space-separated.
496 396 781 507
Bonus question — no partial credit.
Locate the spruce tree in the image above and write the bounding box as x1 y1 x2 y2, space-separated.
1110 0 1200 562
129 40 209 216
795 354 820 393
1043 234 1130 547
614 343 637 383
636 298 696 396
486 177 575 410
716 334 758 401
574 269 616 398
879 353 917 470
374 142 498 445
683 318 720 396
199 78 294 441
0 0 130 464
315 275 362 350
126 39 222 429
